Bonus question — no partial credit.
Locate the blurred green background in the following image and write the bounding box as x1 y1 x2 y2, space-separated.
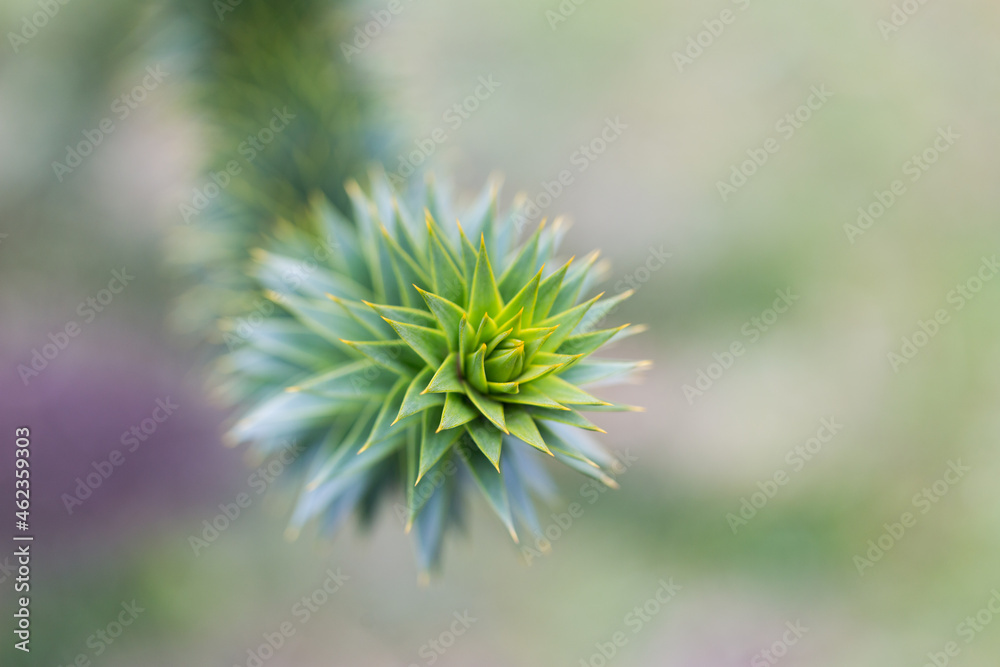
3 0 1000 665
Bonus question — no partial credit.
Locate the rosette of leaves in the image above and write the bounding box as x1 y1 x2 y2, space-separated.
221 174 647 576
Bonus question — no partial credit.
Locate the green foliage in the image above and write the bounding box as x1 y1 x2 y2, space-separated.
222 174 647 575
167 0 386 337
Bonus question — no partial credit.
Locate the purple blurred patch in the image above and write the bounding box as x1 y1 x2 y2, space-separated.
1 324 243 550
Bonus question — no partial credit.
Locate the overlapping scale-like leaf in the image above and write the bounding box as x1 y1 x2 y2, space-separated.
223 173 647 576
